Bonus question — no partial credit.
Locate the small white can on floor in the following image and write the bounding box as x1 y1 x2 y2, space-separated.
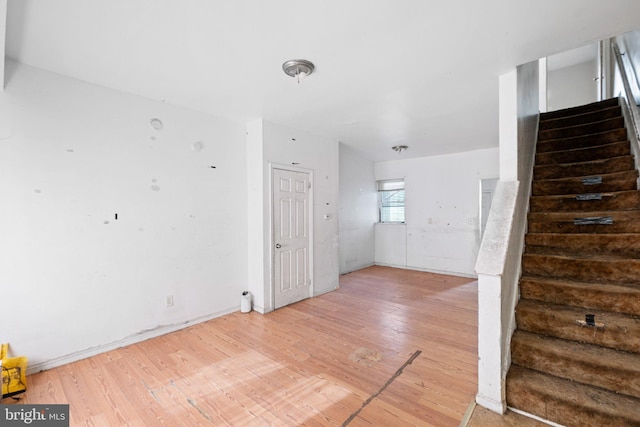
240 291 252 313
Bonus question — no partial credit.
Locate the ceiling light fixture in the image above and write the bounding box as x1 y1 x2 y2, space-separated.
282 59 315 83
392 145 409 153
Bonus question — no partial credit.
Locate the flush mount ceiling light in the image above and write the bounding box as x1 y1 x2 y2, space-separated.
282 59 315 83
392 145 409 153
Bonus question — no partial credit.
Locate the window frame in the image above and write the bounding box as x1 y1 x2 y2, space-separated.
377 179 406 224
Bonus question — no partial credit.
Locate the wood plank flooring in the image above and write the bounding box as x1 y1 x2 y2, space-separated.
5 266 478 426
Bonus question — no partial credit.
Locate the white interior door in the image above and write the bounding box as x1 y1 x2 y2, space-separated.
273 168 311 309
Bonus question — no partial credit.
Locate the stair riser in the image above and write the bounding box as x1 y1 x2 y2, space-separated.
537 128 628 153
539 106 622 131
540 98 619 121
535 141 631 165
536 128 628 154
538 117 624 141
522 255 640 285
530 191 640 212
528 219 640 233
507 365 640 427
532 183 638 197
533 156 635 180
511 334 640 399
515 303 640 353
532 175 638 196
520 279 640 316
525 234 640 258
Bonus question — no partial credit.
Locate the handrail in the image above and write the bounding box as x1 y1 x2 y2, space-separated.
613 42 640 147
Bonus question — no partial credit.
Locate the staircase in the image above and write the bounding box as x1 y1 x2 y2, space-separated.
506 98 640 426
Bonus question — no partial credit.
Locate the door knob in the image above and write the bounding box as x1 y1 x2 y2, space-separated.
275 243 282 249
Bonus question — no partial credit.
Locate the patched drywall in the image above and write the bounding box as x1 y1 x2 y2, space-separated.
0 60 248 370
338 144 376 274
374 147 499 277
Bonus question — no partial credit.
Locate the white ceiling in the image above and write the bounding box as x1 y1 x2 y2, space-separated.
4 0 640 161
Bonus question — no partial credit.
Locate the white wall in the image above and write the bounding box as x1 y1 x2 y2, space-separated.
374 148 499 277
246 120 340 313
338 143 376 274
547 60 598 111
0 61 248 372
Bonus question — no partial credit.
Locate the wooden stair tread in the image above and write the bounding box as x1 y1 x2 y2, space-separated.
538 117 625 141
533 155 635 180
522 253 640 286
533 169 637 184
529 209 640 220
539 105 623 131
535 141 631 165
539 98 619 120
530 190 640 210
525 232 640 257
520 276 640 316
515 299 640 354
532 169 638 197
536 128 628 153
524 251 640 262
511 330 640 398
507 365 640 426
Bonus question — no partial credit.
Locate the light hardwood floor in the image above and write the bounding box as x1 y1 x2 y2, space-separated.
7 266 478 426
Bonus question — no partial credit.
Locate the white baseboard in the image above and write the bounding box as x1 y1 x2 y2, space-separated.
374 262 478 279
314 286 339 297
475 394 506 414
339 262 375 275
27 306 238 375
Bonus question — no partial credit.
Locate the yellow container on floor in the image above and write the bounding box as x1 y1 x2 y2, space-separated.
1 343 28 400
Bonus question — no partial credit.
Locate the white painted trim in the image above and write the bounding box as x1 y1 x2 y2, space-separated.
269 163 314 309
314 286 338 297
475 394 506 415
27 305 238 375
374 262 477 279
339 262 375 275
251 304 271 315
538 58 547 112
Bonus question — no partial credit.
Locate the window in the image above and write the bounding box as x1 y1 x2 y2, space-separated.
378 179 405 223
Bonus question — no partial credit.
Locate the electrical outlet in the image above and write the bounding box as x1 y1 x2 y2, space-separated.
166 295 174 307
